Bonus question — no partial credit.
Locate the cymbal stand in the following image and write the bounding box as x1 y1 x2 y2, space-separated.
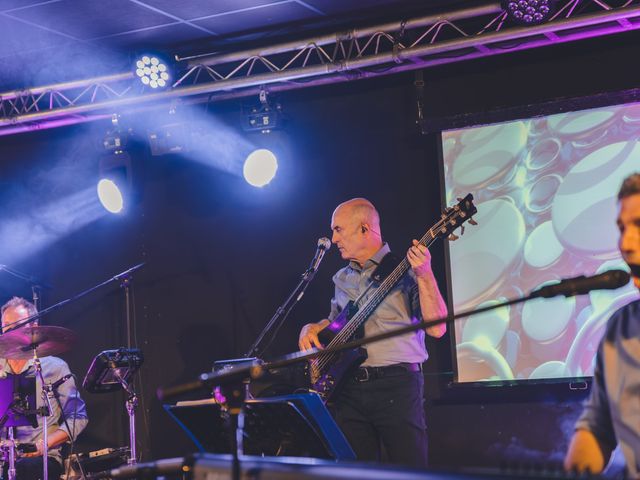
7 427 16 480
0 385 36 480
31 285 42 312
0 411 18 480
32 350 53 480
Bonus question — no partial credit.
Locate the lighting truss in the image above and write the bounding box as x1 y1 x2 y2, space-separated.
0 0 639 137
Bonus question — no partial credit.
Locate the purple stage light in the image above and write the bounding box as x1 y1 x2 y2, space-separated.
502 0 556 25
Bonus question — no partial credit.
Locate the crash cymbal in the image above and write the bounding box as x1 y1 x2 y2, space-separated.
0 325 76 360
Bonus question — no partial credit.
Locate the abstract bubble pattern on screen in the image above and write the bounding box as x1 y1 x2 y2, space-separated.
443 105 640 382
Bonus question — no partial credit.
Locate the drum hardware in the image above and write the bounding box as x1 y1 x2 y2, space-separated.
63 446 129 479
0 325 77 361
0 374 36 480
0 326 75 480
82 348 144 466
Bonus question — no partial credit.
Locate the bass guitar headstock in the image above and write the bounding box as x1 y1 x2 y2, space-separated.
437 193 478 242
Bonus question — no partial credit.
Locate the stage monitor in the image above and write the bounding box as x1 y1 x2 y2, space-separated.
441 102 640 383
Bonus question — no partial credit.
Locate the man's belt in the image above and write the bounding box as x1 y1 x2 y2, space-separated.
353 362 422 382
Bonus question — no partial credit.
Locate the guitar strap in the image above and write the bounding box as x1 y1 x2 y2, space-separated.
352 251 404 309
371 251 403 284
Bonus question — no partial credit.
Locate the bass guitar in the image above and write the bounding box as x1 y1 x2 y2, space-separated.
310 193 477 403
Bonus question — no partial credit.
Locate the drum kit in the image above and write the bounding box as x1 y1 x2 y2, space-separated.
0 324 76 480
0 263 144 480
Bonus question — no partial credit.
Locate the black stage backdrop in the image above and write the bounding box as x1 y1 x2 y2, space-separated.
0 30 639 471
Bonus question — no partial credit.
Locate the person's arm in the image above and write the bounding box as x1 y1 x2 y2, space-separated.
55 372 89 442
22 430 70 458
407 239 447 338
22 363 88 458
564 340 616 474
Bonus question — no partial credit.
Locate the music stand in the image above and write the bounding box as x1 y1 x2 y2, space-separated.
164 393 355 461
83 349 144 465
0 374 37 480
82 348 144 394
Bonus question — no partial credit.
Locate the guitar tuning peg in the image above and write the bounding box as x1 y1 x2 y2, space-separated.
460 225 465 236
468 218 478 226
456 197 462 202
448 233 459 241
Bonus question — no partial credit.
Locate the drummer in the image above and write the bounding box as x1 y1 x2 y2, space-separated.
0 297 88 480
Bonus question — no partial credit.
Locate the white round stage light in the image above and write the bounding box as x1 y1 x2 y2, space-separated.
243 149 278 187
97 179 124 214
134 55 171 89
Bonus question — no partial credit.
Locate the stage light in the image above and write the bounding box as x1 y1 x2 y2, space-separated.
242 91 283 133
97 179 124 214
97 152 132 214
243 104 282 133
243 149 278 187
502 0 556 25
134 55 171 90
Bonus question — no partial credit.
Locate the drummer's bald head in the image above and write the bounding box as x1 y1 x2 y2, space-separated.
1 297 37 323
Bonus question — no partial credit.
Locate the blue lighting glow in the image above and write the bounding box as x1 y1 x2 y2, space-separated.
243 149 278 187
97 179 124 213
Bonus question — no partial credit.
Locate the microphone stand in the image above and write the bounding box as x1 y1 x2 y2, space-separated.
0 264 52 310
245 262 323 359
235 263 322 480
3 263 145 333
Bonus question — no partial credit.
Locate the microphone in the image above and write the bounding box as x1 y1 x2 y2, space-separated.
49 373 73 391
532 269 631 298
308 237 331 272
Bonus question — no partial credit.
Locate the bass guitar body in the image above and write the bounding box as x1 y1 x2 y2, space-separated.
310 301 367 403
